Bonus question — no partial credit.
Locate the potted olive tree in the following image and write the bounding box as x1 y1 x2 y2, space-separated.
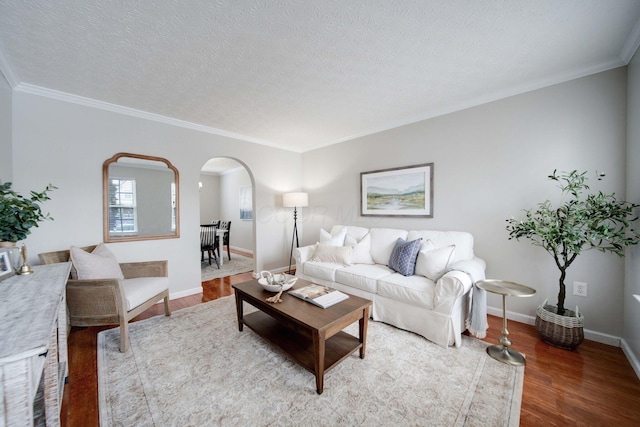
505 170 640 349
0 181 56 244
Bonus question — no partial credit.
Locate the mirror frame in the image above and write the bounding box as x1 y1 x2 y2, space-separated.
103 152 180 243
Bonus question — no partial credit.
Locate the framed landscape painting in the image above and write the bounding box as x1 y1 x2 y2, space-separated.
361 163 433 217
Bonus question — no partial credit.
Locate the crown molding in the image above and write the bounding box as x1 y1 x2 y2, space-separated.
12 83 293 150
7 52 631 155
620 17 640 64
0 44 18 88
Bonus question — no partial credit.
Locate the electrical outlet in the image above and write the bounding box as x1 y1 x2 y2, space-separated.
573 281 588 297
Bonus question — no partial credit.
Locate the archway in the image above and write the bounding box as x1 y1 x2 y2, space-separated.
199 157 256 285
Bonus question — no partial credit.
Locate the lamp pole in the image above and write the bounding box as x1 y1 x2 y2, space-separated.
283 192 308 275
288 205 299 274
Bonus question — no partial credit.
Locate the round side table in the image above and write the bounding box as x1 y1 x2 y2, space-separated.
476 279 536 366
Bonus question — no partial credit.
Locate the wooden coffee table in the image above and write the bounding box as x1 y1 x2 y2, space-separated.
232 279 372 394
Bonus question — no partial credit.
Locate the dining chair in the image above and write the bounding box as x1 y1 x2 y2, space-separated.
218 221 232 261
200 224 220 268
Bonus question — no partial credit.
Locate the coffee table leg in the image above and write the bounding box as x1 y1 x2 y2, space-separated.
313 330 326 394
234 293 244 332
359 306 370 359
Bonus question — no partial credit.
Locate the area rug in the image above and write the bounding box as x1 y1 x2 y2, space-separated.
201 253 253 281
98 296 523 426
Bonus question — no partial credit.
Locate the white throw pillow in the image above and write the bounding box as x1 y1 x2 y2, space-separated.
70 243 124 280
310 244 353 265
319 227 347 246
415 243 456 281
345 233 374 264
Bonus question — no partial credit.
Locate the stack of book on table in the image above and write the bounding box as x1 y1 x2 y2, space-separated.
288 283 349 308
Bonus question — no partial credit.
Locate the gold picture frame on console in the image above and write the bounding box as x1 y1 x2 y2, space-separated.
0 250 14 282
360 163 434 217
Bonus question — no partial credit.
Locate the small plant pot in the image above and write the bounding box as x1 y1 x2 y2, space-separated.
535 304 584 349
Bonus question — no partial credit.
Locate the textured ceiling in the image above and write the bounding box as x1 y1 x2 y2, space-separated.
1 1 640 153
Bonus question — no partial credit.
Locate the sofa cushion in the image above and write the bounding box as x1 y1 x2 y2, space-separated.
310 244 353 265
407 230 473 264
345 233 375 264
377 273 436 309
415 244 456 281
121 277 169 311
335 264 394 293
70 243 124 280
320 228 347 246
331 225 370 242
302 261 344 282
369 228 409 265
388 238 422 276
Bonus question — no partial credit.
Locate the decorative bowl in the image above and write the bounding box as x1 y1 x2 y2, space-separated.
258 274 297 292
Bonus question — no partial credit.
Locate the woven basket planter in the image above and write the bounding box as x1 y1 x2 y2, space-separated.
535 303 584 349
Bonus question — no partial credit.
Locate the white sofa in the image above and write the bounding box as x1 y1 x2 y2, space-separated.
294 225 486 348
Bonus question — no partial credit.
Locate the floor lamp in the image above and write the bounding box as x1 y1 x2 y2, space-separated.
283 192 308 274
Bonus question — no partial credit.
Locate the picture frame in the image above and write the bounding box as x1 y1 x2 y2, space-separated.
361 163 434 217
0 250 15 282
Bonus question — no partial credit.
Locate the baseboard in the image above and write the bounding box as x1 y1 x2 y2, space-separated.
168 286 203 300
621 339 640 379
486 306 622 347
487 306 536 326
230 245 253 254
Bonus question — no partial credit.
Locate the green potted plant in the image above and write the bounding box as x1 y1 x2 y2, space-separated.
0 181 56 244
505 170 640 349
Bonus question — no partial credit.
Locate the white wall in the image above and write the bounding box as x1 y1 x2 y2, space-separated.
219 167 254 253
11 90 302 297
199 173 221 223
301 67 629 339
624 48 640 373
0 72 11 182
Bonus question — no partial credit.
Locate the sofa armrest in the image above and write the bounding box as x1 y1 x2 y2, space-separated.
433 271 471 313
447 257 487 283
432 257 486 314
120 260 168 279
294 245 317 265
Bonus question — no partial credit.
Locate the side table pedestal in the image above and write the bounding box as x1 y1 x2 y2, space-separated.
476 279 536 366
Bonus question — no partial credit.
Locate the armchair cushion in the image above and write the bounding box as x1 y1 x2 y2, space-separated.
70 243 124 280
122 277 170 311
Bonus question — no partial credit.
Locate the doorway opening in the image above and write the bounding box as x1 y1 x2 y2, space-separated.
199 157 255 297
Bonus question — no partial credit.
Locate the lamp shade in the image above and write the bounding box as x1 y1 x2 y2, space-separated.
283 192 308 208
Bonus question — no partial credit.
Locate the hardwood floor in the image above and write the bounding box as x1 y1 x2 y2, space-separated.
62 263 640 426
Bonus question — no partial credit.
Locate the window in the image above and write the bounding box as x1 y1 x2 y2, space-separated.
108 178 137 234
239 185 252 220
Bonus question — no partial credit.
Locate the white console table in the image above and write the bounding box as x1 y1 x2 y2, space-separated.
0 262 71 427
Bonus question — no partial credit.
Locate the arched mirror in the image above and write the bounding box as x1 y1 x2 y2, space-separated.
103 152 180 242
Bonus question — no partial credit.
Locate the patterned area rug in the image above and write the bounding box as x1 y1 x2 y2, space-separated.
98 296 523 426
201 253 253 281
